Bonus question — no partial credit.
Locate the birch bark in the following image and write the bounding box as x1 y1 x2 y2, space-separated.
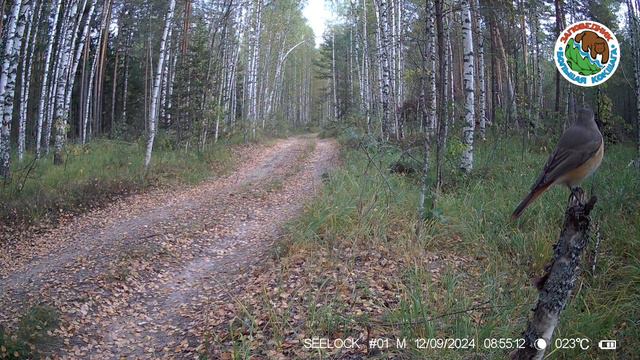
331 29 338 120
374 0 392 140
419 0 436 222
361 0 371 133
64 0 94 137
471 0 486 140
628 0 640 164
18 0 41 161
36 0 62 156
460 0 475 173
145 0 177 169
53 0 81 165
0 0 29 178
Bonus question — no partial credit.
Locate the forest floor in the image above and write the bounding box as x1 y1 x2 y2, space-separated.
0 135 338 359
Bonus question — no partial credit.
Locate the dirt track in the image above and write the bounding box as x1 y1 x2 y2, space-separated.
0 136 338 359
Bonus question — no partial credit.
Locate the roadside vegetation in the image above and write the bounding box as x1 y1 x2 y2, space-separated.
0 306 60 360
0 128 315 230
214 124 639 359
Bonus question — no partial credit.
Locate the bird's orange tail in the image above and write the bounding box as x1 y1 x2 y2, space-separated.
511 184 550 220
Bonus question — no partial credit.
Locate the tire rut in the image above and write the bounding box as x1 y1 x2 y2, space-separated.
0 136 338 359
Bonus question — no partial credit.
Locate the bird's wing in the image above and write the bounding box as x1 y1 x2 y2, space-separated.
531 126 602 190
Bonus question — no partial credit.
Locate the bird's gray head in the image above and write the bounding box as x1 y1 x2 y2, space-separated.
575 107 597 128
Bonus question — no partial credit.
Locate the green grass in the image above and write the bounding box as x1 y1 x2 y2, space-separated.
0 306 60 359
0 136 238 226
282 128 640 359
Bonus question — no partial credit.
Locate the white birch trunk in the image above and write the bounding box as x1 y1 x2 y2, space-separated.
47 0 78 155
258 38 272 128
426 0 436 135
246 0 263 139
64 0 95 123
36 0 62 157
166 50 178 125
472 0 486 140
145 0 176 169
159 26 173 124
53 0 81 165
361 0 371 133
331 29 338 120
628 0 640 163
265 32 286 120
373 4 383 127
0 0 28 178
446 16 454 125
398 0 405 138
419 0 436 221
83 43 99 144
18 0 40 161
460 0 475 173
374 0 392 139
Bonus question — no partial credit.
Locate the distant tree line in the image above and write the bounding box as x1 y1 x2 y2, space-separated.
0 0 317 180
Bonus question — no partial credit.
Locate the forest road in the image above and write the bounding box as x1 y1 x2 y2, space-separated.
0 135 338 359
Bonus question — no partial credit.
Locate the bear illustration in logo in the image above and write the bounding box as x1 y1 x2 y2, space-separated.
564 30 611 76
575 30 609 64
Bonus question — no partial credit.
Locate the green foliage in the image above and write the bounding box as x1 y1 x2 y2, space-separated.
445 137 466 168
0 306 60 359
583 0 622 31
565 39 603 76
597 91 619 143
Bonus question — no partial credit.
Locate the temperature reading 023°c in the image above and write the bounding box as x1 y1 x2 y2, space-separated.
555 338 590 350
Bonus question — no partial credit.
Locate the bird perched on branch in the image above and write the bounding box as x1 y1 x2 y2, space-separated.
512 108 604 220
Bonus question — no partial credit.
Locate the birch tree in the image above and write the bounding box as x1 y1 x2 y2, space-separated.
0 0 29 179
419 0 437 222
460 0 475 173
471 0 486 140
145 0 177 169
374 0 392 139
245 0 263 139
66 0 96 132
36 0 62 157
628 0 640 165
18 1 40 161
53 0 82 165
360 0 371 132
331 28 339 120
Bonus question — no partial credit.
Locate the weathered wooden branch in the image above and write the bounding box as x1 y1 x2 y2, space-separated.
512 188 597 360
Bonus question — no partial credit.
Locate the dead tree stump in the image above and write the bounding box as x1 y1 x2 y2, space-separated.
511 188 597 360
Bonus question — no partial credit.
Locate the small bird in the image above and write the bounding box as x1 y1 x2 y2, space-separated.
512 108 604 220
